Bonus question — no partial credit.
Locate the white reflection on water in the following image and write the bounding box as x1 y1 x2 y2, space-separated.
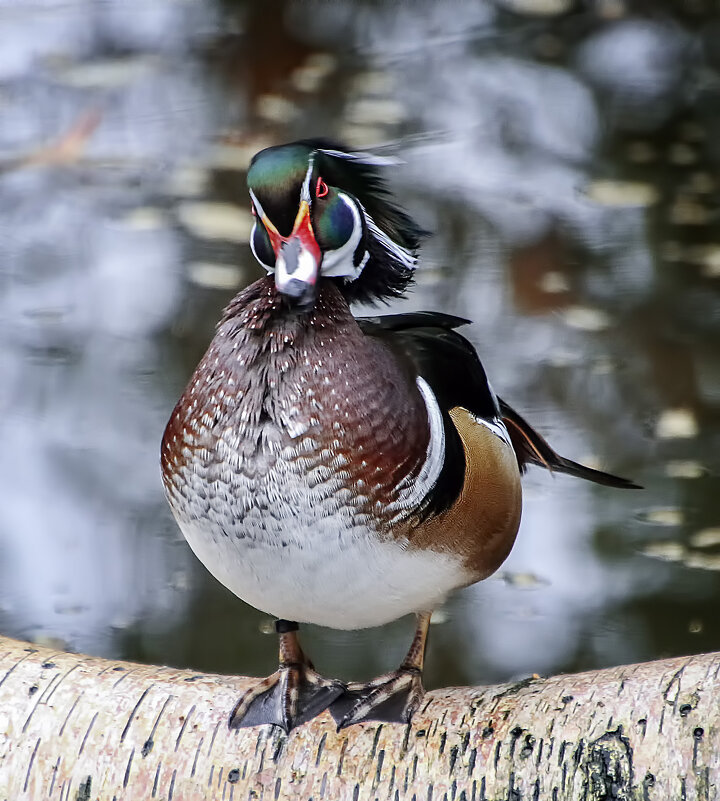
0 0 216 654
0 195 189 652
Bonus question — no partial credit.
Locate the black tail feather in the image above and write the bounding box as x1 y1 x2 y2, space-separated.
498 398 641 490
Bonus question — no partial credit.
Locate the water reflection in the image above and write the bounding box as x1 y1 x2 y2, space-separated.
0 0 718 692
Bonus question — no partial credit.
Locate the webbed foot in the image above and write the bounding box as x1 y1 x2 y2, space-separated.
330 666 425 729
228 620 344 733
229 663 344 732
330 610 432 730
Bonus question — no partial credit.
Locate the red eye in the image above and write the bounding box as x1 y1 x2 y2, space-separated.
316 177 329 198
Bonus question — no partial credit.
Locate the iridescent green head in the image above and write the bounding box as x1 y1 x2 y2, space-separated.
247 139 425 309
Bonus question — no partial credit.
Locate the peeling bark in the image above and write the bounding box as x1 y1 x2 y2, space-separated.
0 635 717 800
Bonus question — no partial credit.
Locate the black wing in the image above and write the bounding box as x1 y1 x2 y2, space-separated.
358 312 502 519
359 311 641 492
358 311 500 421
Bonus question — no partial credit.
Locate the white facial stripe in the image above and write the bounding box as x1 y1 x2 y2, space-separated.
250 221 275 273
301 154 315 202
249 189 265 219
275 246 317 290
360 204 417 270
390 376 445 517
319 192 365 280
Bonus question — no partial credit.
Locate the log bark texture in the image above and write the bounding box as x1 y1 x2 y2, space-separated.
0 635 717 800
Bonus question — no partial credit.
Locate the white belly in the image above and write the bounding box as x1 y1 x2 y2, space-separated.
176 515 469 629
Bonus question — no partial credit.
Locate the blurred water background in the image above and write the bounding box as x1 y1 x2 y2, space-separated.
0 0 719 692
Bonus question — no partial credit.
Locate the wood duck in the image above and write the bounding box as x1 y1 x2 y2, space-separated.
161 139 639 734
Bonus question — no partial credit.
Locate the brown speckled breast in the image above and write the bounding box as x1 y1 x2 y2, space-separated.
161 277 431 540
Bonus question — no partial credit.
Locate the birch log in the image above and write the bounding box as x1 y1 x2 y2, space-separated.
0 635 717 801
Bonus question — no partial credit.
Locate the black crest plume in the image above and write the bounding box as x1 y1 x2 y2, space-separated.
301 138 428 304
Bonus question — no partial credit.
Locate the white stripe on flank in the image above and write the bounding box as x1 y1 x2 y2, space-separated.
474 416 513 448
390 376 445 516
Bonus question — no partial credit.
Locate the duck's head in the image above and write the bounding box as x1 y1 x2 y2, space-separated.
247 139 425 310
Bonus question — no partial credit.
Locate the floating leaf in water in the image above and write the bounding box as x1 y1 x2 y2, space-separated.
665 460 704 479
168 165 209 197
689 528 720 549
495 0 573 15
641 541 685 561
17 109 101 169
292 53 337 92
177 202 253 242
337 124 385 149
698 245 720 278
625 141 657 164
689 172 715 194
562 306 611 331
538 271 570 294
639 508 684 526
349 70 395 96
668 143 698 166
188 262 244 290
122 207 167 230
499 571 550 588
669 198 708 226
585 180 659 207
346 98 406 126
655 408 698 439
683 553 720 572
256 94 299 123
546 349 580 367
55 56 154 88
208 144 258 172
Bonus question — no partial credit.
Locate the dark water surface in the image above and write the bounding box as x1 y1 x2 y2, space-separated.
1 0 719 693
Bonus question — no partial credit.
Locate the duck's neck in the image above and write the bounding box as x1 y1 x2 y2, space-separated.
219 276 356 350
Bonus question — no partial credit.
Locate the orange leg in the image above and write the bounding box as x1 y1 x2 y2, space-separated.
330 611 431 730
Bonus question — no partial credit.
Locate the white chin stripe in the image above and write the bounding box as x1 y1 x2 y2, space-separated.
276 246 318 291
250 221 275 273
319 193 366 281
